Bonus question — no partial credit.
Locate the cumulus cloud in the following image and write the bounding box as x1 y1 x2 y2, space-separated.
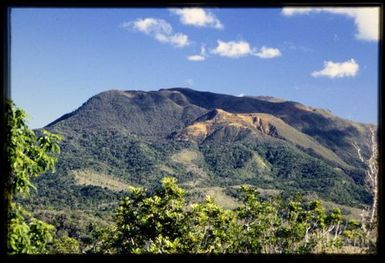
121 18 189 47
211 40 254 58
255 46 282 58
155 33 189 47
187 45 206 61
311 58 359 78
170 8 223 29
282 7 379 41
211 40 281 59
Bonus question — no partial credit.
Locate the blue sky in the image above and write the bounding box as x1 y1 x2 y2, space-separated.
11 7 379 129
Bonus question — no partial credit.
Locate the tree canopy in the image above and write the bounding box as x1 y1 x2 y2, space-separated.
98 176 372 254
6 100 79 254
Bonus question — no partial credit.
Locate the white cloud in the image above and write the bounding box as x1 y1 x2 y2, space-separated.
255 46 282 58
187 45 206 61
121 18 189 47
128 17 172 34
187 55 206 61
237 93 245 97
311 58 359 78
282 7 379 41
282 7 314 16
170 8 223 29
155 32 189 47
211 40 254 58
211 40 282 59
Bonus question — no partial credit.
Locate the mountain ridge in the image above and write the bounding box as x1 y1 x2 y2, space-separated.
27 87 375 221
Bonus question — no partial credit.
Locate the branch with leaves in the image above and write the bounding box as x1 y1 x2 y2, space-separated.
6 100 79 254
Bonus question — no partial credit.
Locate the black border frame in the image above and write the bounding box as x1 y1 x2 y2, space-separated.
1 1 383 262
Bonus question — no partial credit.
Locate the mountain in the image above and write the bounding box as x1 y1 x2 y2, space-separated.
163 88 374 170
175 109 347 167
47 89 206 137
27 88 376 239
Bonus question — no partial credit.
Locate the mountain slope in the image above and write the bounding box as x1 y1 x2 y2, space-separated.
47 89 207 138
175 109 349 169
27 88 375 223
164 88 373 171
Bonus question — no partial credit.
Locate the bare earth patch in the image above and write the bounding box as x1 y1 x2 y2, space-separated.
72 169 130 192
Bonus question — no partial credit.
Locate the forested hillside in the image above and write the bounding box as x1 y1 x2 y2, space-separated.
16 88 377 253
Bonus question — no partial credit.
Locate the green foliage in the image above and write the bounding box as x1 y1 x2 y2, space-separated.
262 144 371 206
101 177 371 254
185 196 241 253
48 234 80 254
203 144 253 173
5 88 375 254
342 220 367 248
8 202 55 254
5 100 63 254
102 177 187 254
26 89 372 222
6 100 62 198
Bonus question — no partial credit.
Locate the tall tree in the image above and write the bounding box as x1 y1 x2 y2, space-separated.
5 100 62 254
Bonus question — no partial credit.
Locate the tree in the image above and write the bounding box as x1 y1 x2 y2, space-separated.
101 177 188 254
353 126 378 247
4 100 79 254
101 177 369 254
361 126 378 243
184 196 240 253
48 234 81 254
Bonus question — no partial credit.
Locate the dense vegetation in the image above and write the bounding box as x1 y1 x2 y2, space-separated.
31 88 372 211
6 100 80 254
27 129 371 214
95 177 375 254
5 87 378 254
